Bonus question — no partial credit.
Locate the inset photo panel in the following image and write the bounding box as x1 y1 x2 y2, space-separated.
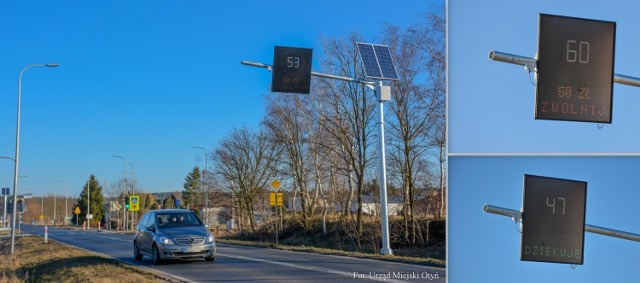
449 0 640 153
448 155 640 282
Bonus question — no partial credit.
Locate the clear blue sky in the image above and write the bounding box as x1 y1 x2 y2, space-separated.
449 0 640 153
449 156 640 282
0 1 440 197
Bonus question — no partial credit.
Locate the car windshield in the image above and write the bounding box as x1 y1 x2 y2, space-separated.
156 212 202 228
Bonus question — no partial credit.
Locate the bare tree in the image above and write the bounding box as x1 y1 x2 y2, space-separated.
213 126 280 232
264 92 317 231
314 34 377 239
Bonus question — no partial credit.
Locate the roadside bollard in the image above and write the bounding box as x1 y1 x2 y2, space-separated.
44 226 48 243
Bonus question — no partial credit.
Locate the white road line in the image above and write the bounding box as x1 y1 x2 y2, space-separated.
217 252 409 283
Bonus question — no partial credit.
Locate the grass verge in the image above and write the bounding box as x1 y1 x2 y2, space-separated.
0 236 177 283
217 238 445 268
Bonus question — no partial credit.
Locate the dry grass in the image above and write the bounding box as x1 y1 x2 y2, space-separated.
0 236 175 283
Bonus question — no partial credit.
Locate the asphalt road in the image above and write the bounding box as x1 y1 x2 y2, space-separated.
19 225 445 283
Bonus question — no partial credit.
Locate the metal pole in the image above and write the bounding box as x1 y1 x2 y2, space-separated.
488 50 640 87
10 63 59 254
57 180 66 226
483 204 640 242
113 155 126 231
240 60 376 86
130 162 134 230
87 177 90 230
3 195 6 228
53 191 56 226
377 91 393 256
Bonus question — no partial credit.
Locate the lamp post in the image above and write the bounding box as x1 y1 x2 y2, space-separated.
10 63 59 255
56 180 67 226
40 194 44 225
129 161 135 230
193 146 209 227
113 155 127 231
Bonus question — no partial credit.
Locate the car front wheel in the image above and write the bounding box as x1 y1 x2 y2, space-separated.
152 244 162 265
133 242 143 260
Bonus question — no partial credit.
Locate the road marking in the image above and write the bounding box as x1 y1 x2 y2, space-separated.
218 253 409 283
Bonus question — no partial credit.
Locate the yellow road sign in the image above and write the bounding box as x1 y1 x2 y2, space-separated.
270 178 281 191
129 195 140 211
74 207 80 214
270 192 283 206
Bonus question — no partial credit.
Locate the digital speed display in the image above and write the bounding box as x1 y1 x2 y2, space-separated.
271 46 313 94
536 14 616 123
521 175 587 265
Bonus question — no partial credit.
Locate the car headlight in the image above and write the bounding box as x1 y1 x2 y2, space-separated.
205 234 215 244
159 237 174 245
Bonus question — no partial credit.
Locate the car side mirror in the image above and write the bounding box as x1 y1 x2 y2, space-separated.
146 226 155 232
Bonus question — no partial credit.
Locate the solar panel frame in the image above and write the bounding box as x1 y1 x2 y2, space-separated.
356 42 399 81
357 43 383 79
373 45 399 80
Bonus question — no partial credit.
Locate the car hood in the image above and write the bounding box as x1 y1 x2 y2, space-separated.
157 226 208 238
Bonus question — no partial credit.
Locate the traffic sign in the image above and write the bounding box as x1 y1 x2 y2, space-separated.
129 195 140 211
1 187 9 196
270 178 281 191
74 207 80 214
270 192 283 206
536 14 616 123
271 46 313 94
521 174 587 265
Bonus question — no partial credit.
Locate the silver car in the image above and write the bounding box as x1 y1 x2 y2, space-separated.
133 209 216 264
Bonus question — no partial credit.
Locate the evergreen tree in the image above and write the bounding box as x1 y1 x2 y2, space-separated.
182 166 201 209
163 194 176 209
74 174 105 226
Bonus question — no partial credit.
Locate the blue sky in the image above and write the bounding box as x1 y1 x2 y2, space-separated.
0 1 439 197
449 0 640 153
449 156 640 282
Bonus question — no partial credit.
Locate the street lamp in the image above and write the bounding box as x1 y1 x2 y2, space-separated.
113 155 127 230
129 161 135 230
56 180 67 226
10 63 59 255
193 146 209 227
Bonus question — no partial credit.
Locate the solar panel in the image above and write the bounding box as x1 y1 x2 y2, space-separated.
356 42 399 81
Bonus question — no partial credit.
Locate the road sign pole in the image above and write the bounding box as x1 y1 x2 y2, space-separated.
3 195 6 228
483 204 640 242
488 50 640 88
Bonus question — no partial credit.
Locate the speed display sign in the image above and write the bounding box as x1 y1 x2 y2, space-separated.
535 14 616 123
271 46 313 94
521 175 587 265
